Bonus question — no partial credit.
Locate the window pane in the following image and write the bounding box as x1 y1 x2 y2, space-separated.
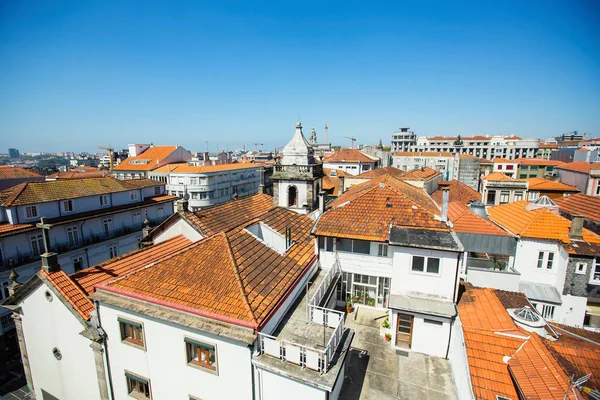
337 238 352 252
326 237 333 251
427 258 440 274
353 240 370 254
412 256 425 272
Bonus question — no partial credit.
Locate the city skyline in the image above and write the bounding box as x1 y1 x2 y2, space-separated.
1 1 599 153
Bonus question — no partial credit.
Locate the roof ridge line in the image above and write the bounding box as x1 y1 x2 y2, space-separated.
3 182 29 206
41 270 94 320
223 232 259 326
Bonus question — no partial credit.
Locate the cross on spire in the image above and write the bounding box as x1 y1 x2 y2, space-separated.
36 217 53 254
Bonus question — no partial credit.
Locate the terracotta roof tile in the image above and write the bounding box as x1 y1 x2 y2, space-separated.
112 146 181 171
487 201 600 245
520 177 579 193
555 161 600 174
315 174 447 241
152 163 261 174
431 180 481 206
354 166 405 179
99 208 316 328
448 202 510 236
514 158 565 166
0 177 161 206
324 149 377 163
401 167 441 180
322 169 346 197
186 194 274 236
555 194 600 223
493 158 516 163
46 168 110 179
482 172 513 181
0 166 41 179
42 270 95 320
395 151 454 157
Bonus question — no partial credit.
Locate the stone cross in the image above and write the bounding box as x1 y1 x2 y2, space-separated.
36 217 53 254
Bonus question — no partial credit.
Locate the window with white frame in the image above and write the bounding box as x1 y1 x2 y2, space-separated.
378 244 388 257
103 218 113 237
62 200 73 213
25 205 38 219
592 258 600 283
154 186 161 195
499 191 510 204
129 191 138 201
157 206 164 218
190 178 198 185
132 211 141 225
535 303 555 319
318 237 334 252
30 234 44 257
108 244 118 259
411 256 441 274
73 256 84 272
575 262 587 275
99 195 109 206
514 192 524 201
1 279 10 301
66 226 79 247
537 251 554 269
337 238 370 254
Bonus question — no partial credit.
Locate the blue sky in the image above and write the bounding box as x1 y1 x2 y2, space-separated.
1 1 599 153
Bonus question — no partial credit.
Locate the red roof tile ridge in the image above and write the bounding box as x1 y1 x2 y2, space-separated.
222 232 259 325
41 270 94 320
1 182 28 206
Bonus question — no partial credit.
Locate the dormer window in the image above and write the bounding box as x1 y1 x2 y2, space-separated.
245 222 292 255
129 191 138 201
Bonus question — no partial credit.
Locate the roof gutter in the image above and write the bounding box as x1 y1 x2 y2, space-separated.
95 286 258 330
257 254 318 331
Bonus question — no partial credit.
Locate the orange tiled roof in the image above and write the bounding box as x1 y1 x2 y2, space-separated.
492 158 515 163
186 194 274 236
482 172 513 181
401 167 441 180
429 135 492 141
479 158 493 164
42 270 96 320
99 207 316 328
540 142 558 148
152 163 260 174
431 180 481 206
508 334 574 399
324 148 377 163
555 193 600 223
112 146 180 171
520 177 579 193
0 166 41 179
322 169 346 197
555 161 600 174
314 174 447 241
46 168 110 179
354 166 405 179
43 235 193 320
0 177 161 206
459 154 478 159
514 158 565 166
448 202 510 236
487 201 600 245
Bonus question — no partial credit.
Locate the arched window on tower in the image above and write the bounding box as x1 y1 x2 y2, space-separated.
288 186 298 207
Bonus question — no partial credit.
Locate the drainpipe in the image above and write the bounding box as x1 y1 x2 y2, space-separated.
249 343 256 400
94 300 115 400
445 314 456 360
452 253 461 303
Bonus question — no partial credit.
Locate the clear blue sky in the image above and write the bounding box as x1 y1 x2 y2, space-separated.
1 1 599 153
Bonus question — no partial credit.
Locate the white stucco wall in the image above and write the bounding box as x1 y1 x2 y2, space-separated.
21 282 101 400
390 311 452 358
512 239 568 293
152 218 205 244
555 294 587 326
466 268 521 292
391 246 459 301
277 180 309 210
447 316 475 400
255 367 326 400
99 303 254 400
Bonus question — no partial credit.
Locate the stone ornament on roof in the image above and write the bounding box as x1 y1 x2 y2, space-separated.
281 122 316 166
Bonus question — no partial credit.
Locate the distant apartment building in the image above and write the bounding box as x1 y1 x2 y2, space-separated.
390 127 417 152
112 144 192 179
536 140 558 160
492 158 519 178
0 166 44 190
323 149 379 176
0 177 174 361
412 135 539 160
8 149 20 159
190 150 233 166
481 172 528 206
555 161 600 196
515 158 564 179
148 163 265 211
393 152 480 190
574 147 600 163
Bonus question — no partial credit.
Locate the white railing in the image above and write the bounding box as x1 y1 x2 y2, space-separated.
309 306 344 327
258 332 327 372
324 316 345 368
306 256 342 321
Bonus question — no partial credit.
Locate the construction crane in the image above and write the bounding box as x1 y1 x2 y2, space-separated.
254 143 263 151
345 136 356 149
98 146 114 171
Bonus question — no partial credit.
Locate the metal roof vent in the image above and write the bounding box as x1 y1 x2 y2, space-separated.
514 306 540 322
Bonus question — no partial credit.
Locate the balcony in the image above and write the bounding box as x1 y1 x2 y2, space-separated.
1 215 169 272
255 258 352 377
272 164 323 179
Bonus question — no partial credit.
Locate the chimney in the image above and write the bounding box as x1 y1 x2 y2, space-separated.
318 190 326 214
338 176 345 196
441 187 449 222
176 193 189 213
36 217 60 273
469 201 488 219
569 215 584 241
285 227 292 248
258 167 265 194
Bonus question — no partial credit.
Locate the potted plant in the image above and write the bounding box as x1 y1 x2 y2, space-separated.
385 333 392 342
380 315 392 337
345 296 353 313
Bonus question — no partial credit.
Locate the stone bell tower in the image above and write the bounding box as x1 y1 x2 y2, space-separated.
272 122 324 214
